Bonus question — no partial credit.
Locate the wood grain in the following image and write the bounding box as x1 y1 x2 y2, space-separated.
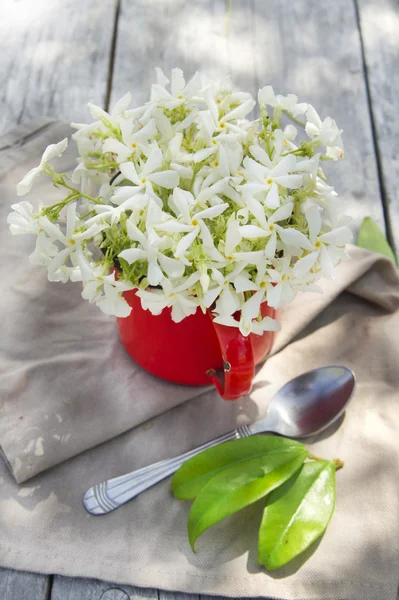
110 0 239 108
356 0 399 253
253 0 385 233
0 0 117 136
51 576 159 600
0 567 50 600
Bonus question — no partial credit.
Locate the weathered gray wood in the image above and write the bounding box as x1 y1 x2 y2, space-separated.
159 591 199 600
110 0 238 107
0 567 50 600
356 0 399 253
51 576 159 600
0 0 117 136
253 0 385 235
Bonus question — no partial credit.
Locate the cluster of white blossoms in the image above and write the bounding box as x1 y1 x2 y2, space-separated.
8 68 352 336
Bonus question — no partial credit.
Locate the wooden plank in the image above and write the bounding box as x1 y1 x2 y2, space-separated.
51 576 159 600
110 0 234 107
253 0 386 234
356 0 399 253
0 567 50 600
159 591 199 600
0 0 117 136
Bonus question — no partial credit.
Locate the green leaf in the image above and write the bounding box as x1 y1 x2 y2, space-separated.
357 217 397 264
258 460 336 570
172 436 306 500
187 441 308 550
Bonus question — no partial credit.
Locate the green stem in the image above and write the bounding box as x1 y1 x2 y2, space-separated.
284 110 306 127
307 453 324 462
61 182 104 205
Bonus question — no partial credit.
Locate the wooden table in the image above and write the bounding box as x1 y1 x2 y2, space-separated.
0 0 398 598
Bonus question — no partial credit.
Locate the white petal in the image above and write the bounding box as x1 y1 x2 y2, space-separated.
173 188 193 221
147 259 164 286
265 182 280 209
217 286 241 315
126 221 147 245
120 162 141 185
265 231 277 258
119 248 148 263
194 203 228 220
305 204 322 244
143 146 163 175
241 290 264 321
212 315 239 328
173 272 201 293
175 227 200 258
246 197 267 227
318 226 353 246
217 144 230 177
240 225 270 239
294 252 319 277
266 283 282 309
274 174 304 189
223 98 256 122
155 67 170 87
225 219 241 255
102 138 131 162
42 138 69 162
156 221 193 233
88 103 110 122
158 253 185 278
38 217 67 244
16 167 41 196
111 92 131 116
170 162 193 179
204 286 222 308
148 170 179 189
233 273 258 293
277 227 313 250
249 144 272 168
191 147 216 163
171 68 185 96
48 247 73 272
269 201 294 224
233 250 265 264
258 85 276 106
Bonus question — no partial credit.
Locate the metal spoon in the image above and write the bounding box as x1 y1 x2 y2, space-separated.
83 365 355 515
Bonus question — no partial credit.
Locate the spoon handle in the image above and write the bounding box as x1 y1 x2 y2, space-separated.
83 426 253 515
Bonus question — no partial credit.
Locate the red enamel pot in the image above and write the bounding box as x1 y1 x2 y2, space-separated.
116 289 276 400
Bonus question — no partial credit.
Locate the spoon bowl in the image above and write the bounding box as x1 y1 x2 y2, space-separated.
251 366 356 438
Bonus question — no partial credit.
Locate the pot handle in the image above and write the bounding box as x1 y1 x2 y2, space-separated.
207 317 255 401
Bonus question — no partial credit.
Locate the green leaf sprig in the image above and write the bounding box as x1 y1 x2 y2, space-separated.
171 436 342 571
357 217 397 264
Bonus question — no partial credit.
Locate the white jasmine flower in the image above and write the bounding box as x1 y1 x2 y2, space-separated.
119 200 185 286
7 201 39 234
239 201 298 258
16 138 68 196
258 86 307 117
242 150 303 208
296 204 352 278
137 273 200 322
81 269 133 318
305 105 344 159
120 145 179 191
10 68 352 327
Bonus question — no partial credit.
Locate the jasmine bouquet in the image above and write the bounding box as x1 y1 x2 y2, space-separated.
8 68 352 336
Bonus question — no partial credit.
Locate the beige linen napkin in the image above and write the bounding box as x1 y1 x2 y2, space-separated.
0 122 398 599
